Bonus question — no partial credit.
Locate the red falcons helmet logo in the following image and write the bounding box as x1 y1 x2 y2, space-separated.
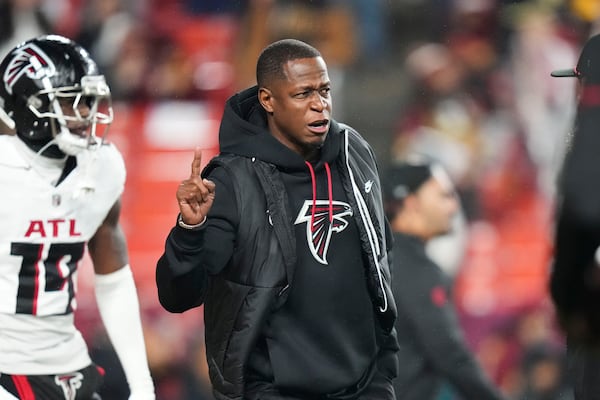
3 43 55 95
295 200 353 265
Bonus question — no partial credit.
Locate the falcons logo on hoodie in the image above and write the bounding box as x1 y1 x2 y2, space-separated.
295 200 353 265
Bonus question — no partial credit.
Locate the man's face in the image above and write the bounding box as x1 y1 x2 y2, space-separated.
259 57 332 160
414 168 459 239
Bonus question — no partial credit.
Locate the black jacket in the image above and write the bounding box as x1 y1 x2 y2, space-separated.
156 86 398 399
391 232 505 400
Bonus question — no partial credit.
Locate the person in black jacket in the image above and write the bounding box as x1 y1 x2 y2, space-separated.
155 38 398 400
550 32 600 400
384 157 507 400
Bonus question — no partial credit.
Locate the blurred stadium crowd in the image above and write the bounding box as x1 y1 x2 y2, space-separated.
2 0 599 398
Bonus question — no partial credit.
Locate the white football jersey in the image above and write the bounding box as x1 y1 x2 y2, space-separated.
0 135 126 375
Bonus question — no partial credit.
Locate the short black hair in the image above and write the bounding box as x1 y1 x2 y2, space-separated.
256 38 322 88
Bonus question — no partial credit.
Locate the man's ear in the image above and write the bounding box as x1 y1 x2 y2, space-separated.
258 87 274 113
403 194 419 213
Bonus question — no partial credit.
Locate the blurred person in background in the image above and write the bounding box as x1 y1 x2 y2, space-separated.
156 38 399 399
75 0 135 80
550 32 600 400
515 343 572 400
100 26 152 102
384 156 507 400
391 41 486 221
0 0 53 57
509 4 579 203
0 35 154 399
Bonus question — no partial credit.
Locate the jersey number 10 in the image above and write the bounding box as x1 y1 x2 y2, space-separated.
11 242 85 315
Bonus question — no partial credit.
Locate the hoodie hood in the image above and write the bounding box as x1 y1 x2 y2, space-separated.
218 85 341 171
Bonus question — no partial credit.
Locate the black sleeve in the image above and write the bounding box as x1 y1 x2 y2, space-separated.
550 202 600 341
551 205 599 312
156 168 238 313
394 251 505 400
550 108 600 342
558 109 600 227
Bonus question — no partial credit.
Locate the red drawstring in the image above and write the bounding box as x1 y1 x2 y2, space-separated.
305 161 333 233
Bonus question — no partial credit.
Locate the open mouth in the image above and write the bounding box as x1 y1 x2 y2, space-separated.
308 119 329 132
68 124 91 138
70 128 87 137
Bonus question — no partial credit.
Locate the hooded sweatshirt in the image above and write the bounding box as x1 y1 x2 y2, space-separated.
222 87 379 393
158 86 385 396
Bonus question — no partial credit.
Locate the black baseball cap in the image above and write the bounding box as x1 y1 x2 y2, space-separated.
551 33 600 80
383 159 431 220
384 155 434 202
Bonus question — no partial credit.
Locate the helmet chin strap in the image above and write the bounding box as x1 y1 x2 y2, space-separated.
19 136 67 171
55 130 92 155
36 138 62 157
0 105 15 130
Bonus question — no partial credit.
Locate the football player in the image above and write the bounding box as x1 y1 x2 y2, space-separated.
0 35 154 399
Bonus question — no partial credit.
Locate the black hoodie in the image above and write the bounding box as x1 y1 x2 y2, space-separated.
157 86 396 398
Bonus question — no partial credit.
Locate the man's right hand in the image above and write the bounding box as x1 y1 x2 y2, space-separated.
176 147 216 225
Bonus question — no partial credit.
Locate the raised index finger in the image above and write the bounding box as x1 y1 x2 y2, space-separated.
190 147 203 178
